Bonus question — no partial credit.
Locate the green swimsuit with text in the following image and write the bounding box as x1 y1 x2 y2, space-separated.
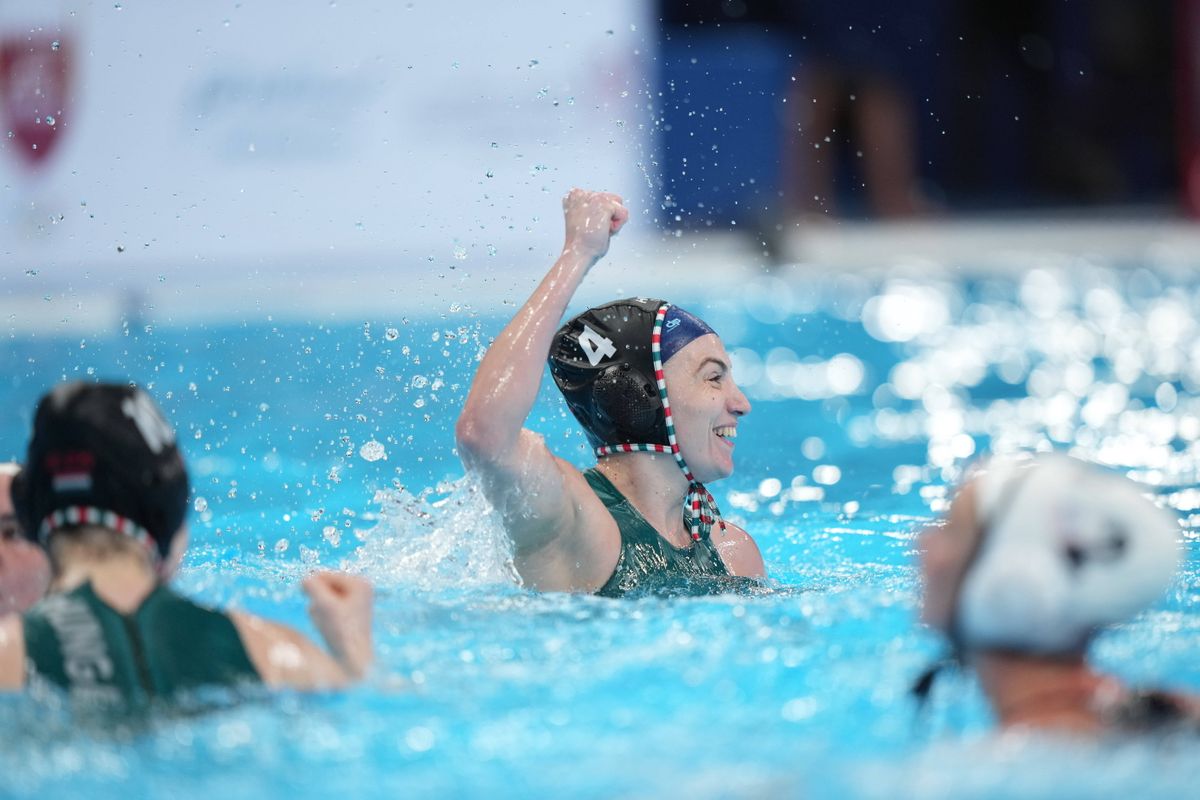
23 582 260 705
587 468 743 598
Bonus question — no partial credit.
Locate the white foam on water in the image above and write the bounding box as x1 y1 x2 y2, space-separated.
353 476 519 592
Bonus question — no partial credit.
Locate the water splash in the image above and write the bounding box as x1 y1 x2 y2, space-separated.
354 476 517 591
359 440 387 462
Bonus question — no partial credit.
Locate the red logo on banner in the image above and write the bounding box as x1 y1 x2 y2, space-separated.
0 34 71 169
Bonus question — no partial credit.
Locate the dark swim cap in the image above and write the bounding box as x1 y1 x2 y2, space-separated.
549 298 716 451
12 381 190 565
550 298 726 543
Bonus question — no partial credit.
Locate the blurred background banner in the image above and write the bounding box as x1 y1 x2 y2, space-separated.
0 1 652 288
1 0 1196 330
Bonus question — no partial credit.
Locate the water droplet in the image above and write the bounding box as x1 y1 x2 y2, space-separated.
194 497 209 513
274 538 289 554
385 327 399 341
355 221 364 231
813 465 841 485
485 170 494 178
50 40 60 51
323 526 341 547
359 440 387 462
490 141 498 148
24 269 37 276
411 375 429 388
453 245 467 260
413 397 426 408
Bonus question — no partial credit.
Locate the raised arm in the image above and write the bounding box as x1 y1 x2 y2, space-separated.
232 571 373 690
455 189 628 566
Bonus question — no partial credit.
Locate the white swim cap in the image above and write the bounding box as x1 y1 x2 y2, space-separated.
956 454 1181 654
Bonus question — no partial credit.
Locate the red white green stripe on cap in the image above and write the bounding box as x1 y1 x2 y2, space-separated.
595 302 726 541
39 505 162 567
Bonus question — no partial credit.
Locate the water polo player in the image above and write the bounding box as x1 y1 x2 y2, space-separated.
0 462 50 616
915 454 1199 734
456 188 764 596
0 381 374 704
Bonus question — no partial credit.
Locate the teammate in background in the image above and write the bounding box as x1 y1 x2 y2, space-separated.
0 462 50 615
0 381 374 705
456 189 764 597
916 454 1200 734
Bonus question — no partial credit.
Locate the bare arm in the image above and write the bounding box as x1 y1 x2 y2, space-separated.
455 189 628 585
713 523 766 579
231 571 373 690
0 614 25 690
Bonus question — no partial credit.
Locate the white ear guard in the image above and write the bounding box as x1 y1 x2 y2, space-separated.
956 454 1181 655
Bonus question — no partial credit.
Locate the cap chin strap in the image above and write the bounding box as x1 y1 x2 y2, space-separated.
39 506 163 571
594 303 726 543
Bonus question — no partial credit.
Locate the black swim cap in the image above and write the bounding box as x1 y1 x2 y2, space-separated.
550 298 726 543
12 381 190 564
550 298 663 450
549 298 717 450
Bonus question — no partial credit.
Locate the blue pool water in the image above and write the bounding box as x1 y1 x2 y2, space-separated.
2 265 1200 798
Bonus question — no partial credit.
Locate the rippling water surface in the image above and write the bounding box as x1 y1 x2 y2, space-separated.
2 264 1199 799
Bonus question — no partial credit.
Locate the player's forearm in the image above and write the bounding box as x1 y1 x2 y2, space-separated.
456 247 595 461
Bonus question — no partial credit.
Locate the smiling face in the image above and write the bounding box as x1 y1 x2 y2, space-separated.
661 334 750 484
917 478 984 632
0 466 50 615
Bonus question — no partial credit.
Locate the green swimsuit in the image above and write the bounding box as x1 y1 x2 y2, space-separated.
586 468 754 598
23 582 260 706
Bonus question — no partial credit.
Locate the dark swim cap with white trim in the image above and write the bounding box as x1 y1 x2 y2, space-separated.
12 381 190 564
551 298 725 543
549 297 716 450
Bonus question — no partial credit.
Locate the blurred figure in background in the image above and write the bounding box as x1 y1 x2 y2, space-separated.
0 462 50 615
916 454 1199 734
656 1 1179 231
785 0 940 220
657 0 937 224
0 381 374 706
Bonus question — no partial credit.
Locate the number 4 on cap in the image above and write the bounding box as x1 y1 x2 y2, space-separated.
578 325 617 366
